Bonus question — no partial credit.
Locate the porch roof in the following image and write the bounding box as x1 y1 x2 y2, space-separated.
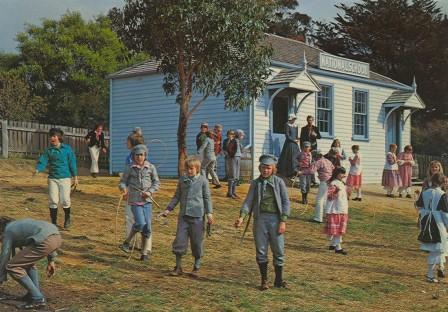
267 68 321 92
383 91 426 109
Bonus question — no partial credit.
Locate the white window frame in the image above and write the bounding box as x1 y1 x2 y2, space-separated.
315 83 334 137
352 88 369 141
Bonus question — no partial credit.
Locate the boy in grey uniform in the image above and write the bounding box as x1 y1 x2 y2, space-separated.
235 154 290 290
197 131 221 188
161 156 214 277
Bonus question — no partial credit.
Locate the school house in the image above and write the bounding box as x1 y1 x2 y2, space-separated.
108 34 425 183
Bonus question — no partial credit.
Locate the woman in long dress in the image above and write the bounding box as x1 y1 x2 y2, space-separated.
278 114 300 178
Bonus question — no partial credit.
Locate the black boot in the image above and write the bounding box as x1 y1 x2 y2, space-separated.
274 265 288 288
258 262 269 290
63 208 71 229
301 192 308 204
49 209 57 225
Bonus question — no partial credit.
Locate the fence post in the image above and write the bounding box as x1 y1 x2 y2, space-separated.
1 120 8 158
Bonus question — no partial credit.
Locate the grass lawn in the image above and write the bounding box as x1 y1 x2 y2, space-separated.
0 159 447 311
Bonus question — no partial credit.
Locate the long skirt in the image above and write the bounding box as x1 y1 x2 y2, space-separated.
278 142 299 178
325 213 348 236
399 165 413 188
346 174 362 189
382 169 402 189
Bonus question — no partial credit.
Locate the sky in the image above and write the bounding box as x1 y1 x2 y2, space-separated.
0 0 447 53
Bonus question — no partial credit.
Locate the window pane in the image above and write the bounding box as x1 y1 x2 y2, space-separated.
317 85 333 134
353 90 368 137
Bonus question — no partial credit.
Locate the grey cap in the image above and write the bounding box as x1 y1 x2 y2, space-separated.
303 141 311 147
236 129 245 138
259 154 278 166
132 144 148 155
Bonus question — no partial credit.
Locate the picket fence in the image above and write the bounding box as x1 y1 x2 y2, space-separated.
0 120 109 169
413 153 448 180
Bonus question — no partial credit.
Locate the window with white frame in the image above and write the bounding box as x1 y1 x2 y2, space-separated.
353 89 368 139
316 85 333 136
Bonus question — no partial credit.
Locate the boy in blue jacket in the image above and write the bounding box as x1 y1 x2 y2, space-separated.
35 128 78 229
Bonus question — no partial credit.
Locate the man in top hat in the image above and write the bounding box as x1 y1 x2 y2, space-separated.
300 115 321 186
235 154 290 290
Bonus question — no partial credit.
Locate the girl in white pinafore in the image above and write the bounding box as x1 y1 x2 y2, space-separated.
416 173 448 283
346 145 362 201
325 167 349 255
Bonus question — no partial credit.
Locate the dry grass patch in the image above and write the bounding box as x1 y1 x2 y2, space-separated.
0 159 447 311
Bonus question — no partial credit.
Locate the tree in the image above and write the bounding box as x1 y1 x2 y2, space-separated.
0 71 45 121
312 0 448 121
267 0 312 41
109 0 273 175
14 12 144 127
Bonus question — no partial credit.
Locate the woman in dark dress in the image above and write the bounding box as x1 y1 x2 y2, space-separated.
278 114 300 178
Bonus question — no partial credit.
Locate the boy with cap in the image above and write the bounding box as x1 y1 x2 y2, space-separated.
119 144 160 261
312 149 335 223
35 128 78 229
297 141 314 204
0 217 62 309
235 154 290 290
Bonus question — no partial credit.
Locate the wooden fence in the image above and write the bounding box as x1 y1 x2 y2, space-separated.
414 153 448 180
0 120 109 169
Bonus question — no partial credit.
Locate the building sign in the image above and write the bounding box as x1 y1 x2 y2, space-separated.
319 52 370 78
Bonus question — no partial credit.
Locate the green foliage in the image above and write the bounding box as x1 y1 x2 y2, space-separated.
412 119 448 155
312 0 448 121
11 12 145 127
0 71 45 120
110 0 273 174
267 0 312 40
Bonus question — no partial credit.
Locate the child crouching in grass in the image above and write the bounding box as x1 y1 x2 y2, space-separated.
160 156 213 277
119 144 160 262
235 154 290 290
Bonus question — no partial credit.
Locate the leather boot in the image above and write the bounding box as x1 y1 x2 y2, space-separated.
227 181 233 197
49 208 57 225
274 265 288 288
301 192 308 204
120 228 138 253
258 262 269 290
63 207 71 229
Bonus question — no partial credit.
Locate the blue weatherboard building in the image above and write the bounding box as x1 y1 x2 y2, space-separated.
108 34 425 183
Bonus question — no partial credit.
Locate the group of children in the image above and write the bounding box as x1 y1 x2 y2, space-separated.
195 122 247 199
2 126 447 311
382 144 416 198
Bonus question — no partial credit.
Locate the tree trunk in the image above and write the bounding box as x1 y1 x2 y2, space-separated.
177 98 189 176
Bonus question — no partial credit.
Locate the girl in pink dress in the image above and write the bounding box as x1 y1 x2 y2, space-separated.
346 145 362 201
398 145 415 198
382 144 402 197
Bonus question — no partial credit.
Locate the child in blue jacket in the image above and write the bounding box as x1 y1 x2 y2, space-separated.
35 128 78 229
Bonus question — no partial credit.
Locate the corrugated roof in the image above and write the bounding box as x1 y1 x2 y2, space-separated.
108 33 411 89
108 60 161 79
